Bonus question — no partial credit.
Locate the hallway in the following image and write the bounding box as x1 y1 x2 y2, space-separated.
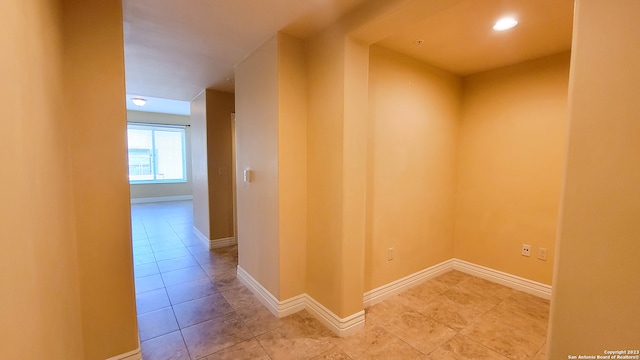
131 201 549 360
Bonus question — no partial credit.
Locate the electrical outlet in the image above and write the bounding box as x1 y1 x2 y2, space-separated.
538 248 548 261
522 244 531 257
388 247 394 261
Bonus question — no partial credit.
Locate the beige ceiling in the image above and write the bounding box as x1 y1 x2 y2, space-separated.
376 0 574 76
122 0 574 102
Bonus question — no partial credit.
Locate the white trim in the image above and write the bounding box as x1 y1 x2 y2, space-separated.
452 259 553 300
237 266 305 317
130 195 193 204
192 226 210 247
237 266 365 337
106 347 141 360
210 236 237 249
305 295 365 337
363 259 455 307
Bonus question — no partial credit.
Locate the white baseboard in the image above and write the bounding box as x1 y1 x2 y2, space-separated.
192 226 210 247
237 266 305 318
106 347 141 360
237 266 365 337
192 227 237 250
363 258 552 307
452 259 553 300
305 295 365 337
130 195 193 204
211 236 237 249
363 259 455 308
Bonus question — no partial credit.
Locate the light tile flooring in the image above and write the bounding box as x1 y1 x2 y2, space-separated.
132 201 549 360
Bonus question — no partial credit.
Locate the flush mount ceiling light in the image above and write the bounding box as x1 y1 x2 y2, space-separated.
493 17 519 31
131 97 147 107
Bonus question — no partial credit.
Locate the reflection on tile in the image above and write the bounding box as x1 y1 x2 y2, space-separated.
136 288 171 315
135 274 164 294
166 278 219 305
173 294 234 329
134 262 159 278
141 331 190 360
431 271 472 287
138 307 179 341
154 247 192 261
181 313 252 359
161 265 208 287
205 339 270 360
157 255 200 273
386 310 457 354
462 317 546 360
417 294 484 331
221 285 262 311
256 312 335 360
428 334 510 360
310 347 352 360
335 325 428 360
236 304 284 336
134 253 156 266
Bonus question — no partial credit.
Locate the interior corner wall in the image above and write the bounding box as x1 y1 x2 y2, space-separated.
62 0 139 358
0 0 84 358
127 111 193 199
455 52 571 285
277 33 308 299
365 45 461 291
306 30 347 315
548 0 640 356
205 90 235 240
190 90 211 238
235 35 281 297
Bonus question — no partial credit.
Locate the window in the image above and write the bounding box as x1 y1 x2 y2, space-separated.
127 123 186 183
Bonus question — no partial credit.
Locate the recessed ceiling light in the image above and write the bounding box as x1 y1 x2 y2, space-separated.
493 17 518 31
132 97 147 107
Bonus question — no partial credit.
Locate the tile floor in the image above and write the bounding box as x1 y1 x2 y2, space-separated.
132 201 550 360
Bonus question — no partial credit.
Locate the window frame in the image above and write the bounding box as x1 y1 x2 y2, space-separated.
127 122 188 184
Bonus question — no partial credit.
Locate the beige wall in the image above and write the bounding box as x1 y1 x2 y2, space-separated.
277 33 308 299
190 90 235 240
235 36 281 296
455 53 570 285
191 91 211 237
206 91 235 240
548 0 640 356
63 0 139 358
365 45 461 291
306 30 369 318
127 111 193 199
0 0 84 358
1 0 138 359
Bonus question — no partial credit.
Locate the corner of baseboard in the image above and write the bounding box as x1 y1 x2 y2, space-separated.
192 226 210 247
106 347 141 360
452 258 553 300
236 266 364 337
210 237 237 249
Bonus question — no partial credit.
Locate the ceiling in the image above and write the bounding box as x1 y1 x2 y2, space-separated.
122 0 574 107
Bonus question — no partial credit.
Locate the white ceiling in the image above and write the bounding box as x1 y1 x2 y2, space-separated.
122 0 574 105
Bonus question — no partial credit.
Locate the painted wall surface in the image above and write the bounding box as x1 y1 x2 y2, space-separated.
0 0 84 358
548 0 640 356
306 30 346 314
62 0 139 358
190 91 210 238
365 45 460 291
277 33 308 299
455 53 570 285
127 111 193 199
235 36 281 296
306 30 369 318
205 90 235 240
190 90 235 241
